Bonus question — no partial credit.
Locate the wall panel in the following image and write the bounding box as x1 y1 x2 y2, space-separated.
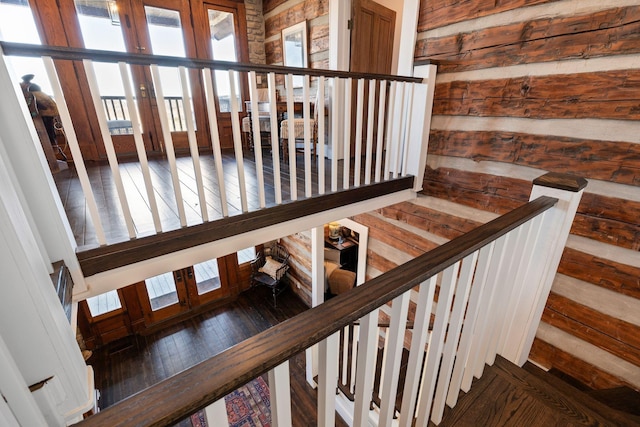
416 0 640 390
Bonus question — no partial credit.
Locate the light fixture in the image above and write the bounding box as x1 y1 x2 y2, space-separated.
108 0 120 26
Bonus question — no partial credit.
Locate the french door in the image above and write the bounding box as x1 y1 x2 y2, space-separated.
68 0 247 157
137 257 229 325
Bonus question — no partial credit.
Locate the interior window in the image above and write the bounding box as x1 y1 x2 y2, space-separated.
86 289 122 317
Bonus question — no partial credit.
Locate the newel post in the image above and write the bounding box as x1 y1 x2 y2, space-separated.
506 172 587 366
406 61 437 192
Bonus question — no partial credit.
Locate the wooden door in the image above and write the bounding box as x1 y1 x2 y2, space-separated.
137 269 191 325
124 0 210 152
191 0 249 148
350 0 395 74
349 0 396 159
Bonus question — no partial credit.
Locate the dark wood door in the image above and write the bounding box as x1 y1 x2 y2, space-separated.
191 0 249 148
350 0 395 74
349 0 395 159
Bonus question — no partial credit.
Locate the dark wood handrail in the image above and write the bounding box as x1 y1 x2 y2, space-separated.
0 41 423 83
77 177 415 276
75 195 557 427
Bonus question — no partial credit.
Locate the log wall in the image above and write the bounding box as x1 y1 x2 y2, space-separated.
263 0 330 69
413 0 640 390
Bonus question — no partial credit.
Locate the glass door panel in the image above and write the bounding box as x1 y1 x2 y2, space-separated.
208 8 240 112
144 6 191 132
0 0 51 93
145 271 179 310
193 259 220 295
86 289 123 317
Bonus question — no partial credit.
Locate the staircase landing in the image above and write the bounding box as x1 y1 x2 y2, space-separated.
439 356 640 426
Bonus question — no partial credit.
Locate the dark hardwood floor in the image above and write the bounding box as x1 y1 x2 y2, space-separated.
53 149 363 249
88 286 349 427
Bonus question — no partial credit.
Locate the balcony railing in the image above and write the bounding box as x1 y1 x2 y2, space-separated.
72 173 586 427
0 42 435 250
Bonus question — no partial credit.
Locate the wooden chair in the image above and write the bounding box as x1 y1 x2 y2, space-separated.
280 89 320 159
242 88 274 150
250 243 290 307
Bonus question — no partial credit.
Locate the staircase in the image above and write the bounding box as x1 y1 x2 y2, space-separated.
438 356 640 426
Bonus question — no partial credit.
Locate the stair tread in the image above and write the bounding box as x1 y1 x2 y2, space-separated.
496 357 640 427
437 356 640 426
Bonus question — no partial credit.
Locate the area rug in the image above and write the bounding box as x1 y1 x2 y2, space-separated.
189 377 271 427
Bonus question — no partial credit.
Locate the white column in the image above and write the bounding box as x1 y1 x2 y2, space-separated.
0 48 86 292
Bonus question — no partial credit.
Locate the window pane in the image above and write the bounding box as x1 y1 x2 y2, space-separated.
87 290 122 317
74 0 136 134
145 271 178 310
208 9 240 112
0 0 53 94
193 259 220 295
238 246 256 264
145 6 192 131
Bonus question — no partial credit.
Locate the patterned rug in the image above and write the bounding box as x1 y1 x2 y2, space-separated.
189 377 271 427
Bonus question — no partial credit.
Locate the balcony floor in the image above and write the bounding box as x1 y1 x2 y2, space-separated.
53 149 363 249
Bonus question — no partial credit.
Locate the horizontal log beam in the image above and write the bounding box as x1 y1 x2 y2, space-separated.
418 0 557 32
416 6 640 73
428 130 640 187
433 71 640 121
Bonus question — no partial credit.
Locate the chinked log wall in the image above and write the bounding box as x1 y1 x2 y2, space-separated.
409 0 640 390
263 0 330 70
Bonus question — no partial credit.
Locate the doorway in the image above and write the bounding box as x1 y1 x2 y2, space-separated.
19 0 250 159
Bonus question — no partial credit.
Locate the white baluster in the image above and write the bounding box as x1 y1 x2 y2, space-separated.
431 251 479 424
83 59 136 237
202 68 229 217
342 78 352 190
267 72 282 204
353 79 365 187
44 57 107 245
227 70 248 213
318 332 339 427
119 61 162 233
461 234 508 390
378 292 411 425
317 76 326 194
269 362 292 427
415 262 460 427
401 83 415 177
446 243 494 406
150 64 187 227
330 77 339 192
398 276 437 427
179 66 208 221
303 74 312 198
352 309 379 427
248 71 266 208
285 74 297 201
364 79 375 185
374 80 387 183
383 81 396 181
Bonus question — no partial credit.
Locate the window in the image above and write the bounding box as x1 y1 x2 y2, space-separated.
193 259 220 295
145 271 178 311
86 289 122 317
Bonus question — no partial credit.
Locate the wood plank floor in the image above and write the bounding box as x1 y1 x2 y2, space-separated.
88 286 349 427
53 150 362 249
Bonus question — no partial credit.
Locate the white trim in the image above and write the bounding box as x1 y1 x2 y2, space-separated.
536 322 640 389
79 190 415 298
437 54 640 83
418 0 640 40
552 274 640 327
431 115 640 144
